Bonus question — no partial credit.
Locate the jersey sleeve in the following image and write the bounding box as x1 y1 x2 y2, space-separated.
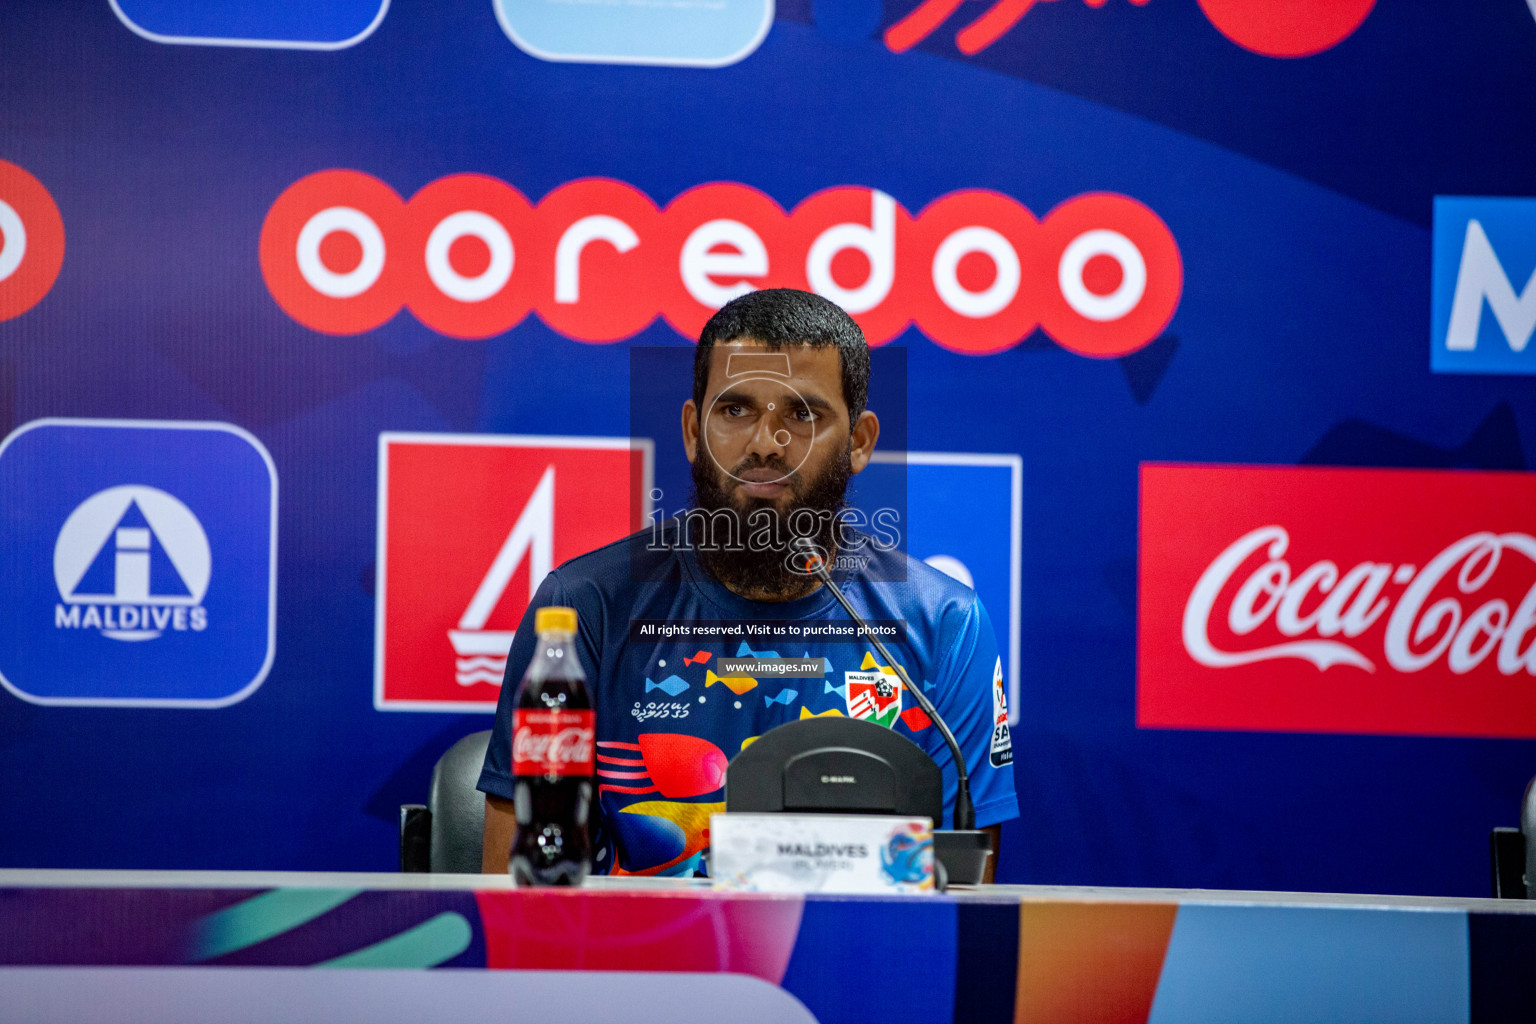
476 570 598 800
928 593 1018 829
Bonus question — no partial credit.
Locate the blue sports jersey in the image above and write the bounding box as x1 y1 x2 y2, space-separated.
478 522 1017 877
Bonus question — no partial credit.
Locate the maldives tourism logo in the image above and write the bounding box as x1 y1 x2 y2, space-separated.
0 419 277 707
53 485 211 641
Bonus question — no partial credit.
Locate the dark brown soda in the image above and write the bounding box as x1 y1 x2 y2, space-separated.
510 624 594 886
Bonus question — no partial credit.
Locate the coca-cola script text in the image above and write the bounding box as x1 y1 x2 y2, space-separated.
1139 464 1536 738
512 709 596 776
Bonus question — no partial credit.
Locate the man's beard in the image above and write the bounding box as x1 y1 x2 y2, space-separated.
689 445 853 600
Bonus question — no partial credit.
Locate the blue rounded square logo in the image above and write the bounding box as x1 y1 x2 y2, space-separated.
494 0 771 67
0 419 277 707
1431 196 1536 375
109 0 389 50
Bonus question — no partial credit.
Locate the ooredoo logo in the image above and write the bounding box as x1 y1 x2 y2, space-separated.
0 160 65 323
1139 464 1536 739
885 0 1374 59
260 171 1181 358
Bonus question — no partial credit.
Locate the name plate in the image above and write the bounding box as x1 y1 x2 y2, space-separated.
708 813 935 894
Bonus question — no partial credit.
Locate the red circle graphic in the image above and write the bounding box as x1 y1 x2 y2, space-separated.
0 160 65 323
258 169 407 335
1198 0 1375 58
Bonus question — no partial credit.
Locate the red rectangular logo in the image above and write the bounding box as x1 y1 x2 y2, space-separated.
375 433 650 712
1138 464 1536 737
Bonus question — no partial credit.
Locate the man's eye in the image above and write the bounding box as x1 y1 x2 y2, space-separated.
723 403 748 417
794 406 816 422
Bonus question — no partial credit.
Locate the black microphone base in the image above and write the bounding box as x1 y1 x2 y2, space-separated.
933 828 992 887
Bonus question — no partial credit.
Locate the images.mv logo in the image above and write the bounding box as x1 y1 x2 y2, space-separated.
0 419 277 707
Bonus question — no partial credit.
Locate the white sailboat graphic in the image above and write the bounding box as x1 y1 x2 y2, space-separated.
448 466 554 686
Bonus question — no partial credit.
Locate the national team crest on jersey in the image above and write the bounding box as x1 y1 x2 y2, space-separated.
989 656 1012 767
845 667 903 727
375 432 651 711
0 419 277 707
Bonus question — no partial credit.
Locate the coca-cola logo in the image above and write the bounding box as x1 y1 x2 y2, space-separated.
513 724 595 766
1139 465 1536 737
1184 526 1536 677
511 709 595 774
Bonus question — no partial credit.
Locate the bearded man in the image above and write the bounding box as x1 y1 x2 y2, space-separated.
479 288 1017 878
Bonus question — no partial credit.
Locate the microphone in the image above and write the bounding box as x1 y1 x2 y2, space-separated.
791 536 977 831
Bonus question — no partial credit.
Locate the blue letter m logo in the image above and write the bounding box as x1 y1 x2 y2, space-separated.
1433 197 1536 374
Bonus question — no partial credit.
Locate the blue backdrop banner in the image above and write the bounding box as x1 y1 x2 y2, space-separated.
1 0 1534 895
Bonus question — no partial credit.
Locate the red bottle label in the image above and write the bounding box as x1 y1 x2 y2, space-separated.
511 709 595 776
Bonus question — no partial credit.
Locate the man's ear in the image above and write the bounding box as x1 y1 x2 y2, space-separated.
681 399 699 464
848 410 880 474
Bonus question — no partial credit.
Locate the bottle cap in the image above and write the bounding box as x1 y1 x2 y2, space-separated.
535 606 577 634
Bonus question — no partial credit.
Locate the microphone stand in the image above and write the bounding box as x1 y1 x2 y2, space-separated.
792 537 976 831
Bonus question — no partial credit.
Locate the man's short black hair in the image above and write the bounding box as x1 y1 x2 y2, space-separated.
693 288 870 428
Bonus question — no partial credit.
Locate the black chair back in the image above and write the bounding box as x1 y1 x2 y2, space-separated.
400 730 493 873
429 731 492 873
1523 774 1536 899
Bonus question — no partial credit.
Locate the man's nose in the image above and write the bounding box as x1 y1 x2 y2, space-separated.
744 409 790 460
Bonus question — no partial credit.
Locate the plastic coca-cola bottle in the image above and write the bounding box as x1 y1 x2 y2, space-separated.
509 605 594 886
